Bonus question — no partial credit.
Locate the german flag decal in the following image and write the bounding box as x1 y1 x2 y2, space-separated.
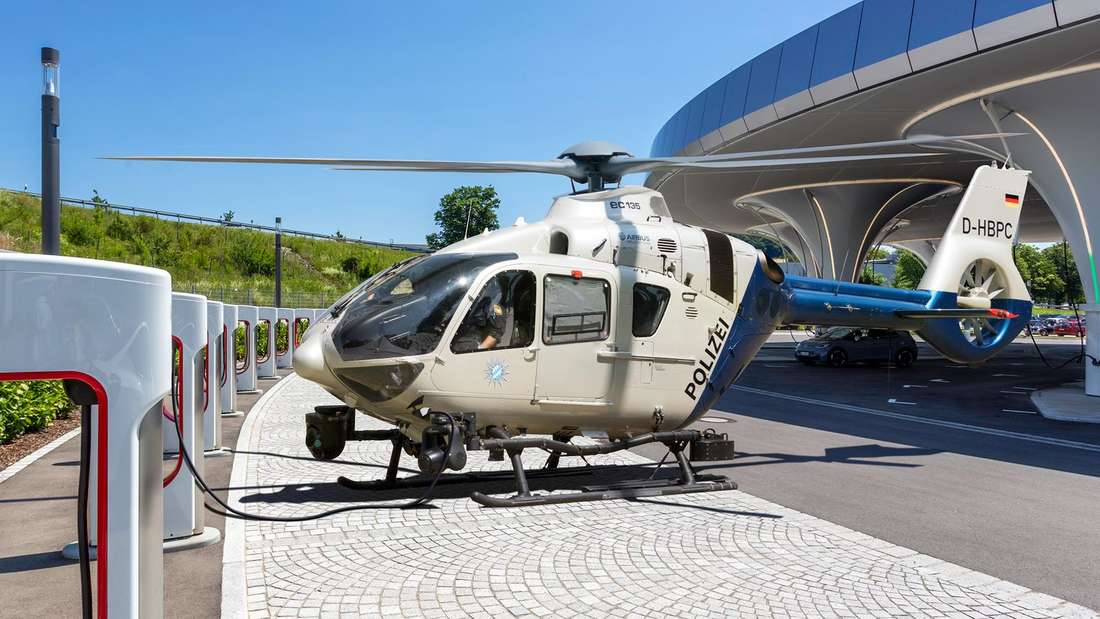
1004 193 1021 208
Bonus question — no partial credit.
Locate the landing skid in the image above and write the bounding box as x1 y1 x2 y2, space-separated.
470 430 735 507
336 464 617 491
316 406 737 508
470 475 736 507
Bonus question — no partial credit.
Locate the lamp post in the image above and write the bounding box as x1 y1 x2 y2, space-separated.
41 47 61 255
274 217 282 307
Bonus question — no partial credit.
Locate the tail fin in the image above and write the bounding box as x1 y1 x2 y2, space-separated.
918 164 1031 305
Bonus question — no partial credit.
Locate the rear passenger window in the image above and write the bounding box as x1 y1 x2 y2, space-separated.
632 283 671 337
543 275 610 344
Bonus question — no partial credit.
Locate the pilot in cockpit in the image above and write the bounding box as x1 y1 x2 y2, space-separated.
453 276 508 352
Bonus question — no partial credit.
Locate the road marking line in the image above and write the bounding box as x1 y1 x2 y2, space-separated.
993 373 1020 377
1002 409 1039 415
729 385 1100 453
929 379 951 383
887 398 916 405
999 390 1027 395
903 385 927 389
1014 386 1037 391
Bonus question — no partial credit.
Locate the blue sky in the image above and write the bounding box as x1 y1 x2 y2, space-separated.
0 1 853 244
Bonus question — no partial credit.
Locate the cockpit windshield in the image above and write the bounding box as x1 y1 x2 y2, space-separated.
332 253 516 361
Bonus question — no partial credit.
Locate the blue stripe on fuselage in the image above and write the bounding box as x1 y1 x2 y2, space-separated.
681 261 788 426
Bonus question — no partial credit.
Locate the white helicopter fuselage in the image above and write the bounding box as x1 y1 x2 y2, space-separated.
296 186 777 440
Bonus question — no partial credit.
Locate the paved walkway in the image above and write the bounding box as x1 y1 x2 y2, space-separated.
226 374 1095 618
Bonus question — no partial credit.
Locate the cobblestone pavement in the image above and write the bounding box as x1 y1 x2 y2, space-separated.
226 375 1095 618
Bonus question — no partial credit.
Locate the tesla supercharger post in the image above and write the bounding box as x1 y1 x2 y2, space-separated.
203 300 226 452
256 306 277 379
293 308 311 358
164 293 220 550
275 307 293 369
0 253 169 618
220 304 242 415
235 305 259 394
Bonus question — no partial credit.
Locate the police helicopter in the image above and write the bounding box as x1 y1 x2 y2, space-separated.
111 135 1032 507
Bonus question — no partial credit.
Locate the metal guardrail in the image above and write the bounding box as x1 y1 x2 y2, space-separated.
3 188 430 253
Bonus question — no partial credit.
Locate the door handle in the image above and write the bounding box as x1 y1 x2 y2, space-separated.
524 347 538 361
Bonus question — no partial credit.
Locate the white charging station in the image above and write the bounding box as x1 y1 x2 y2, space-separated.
203 300 226 453
293 308 311 355
220 303 242 415
256 306 277 379
164 292 220 550
235 304 259 394
275 307 294 369
0 253 169 618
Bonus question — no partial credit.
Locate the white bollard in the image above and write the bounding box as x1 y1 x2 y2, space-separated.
275 307 294 369
0 253 169 618
235 305 259 393
203 301 226 452
256 306 277 379
163 293 220 550
220 304 242 415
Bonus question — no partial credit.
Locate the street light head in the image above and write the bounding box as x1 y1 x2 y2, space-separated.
41 47 60 97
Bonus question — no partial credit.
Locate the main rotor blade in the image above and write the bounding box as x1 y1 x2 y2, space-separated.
613 151 943 176
103 155 584 178
609 132 1022 174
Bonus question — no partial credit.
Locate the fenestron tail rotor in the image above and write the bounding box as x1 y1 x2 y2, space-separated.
104 133 1020 192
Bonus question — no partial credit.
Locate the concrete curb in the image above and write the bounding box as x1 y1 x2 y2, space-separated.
0 427 80 486
221 372 299 619
1033 381 1100 423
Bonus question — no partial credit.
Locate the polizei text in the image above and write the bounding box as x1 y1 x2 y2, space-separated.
684 316 730 401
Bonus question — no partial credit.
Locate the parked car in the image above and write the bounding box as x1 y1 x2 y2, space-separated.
1026 317 1052 336
795 327 918 368
1053 318 1086 337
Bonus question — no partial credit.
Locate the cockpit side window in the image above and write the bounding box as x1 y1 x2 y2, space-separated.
632 283 671 337
451 270 536 354
543 275 610 345
549 231 569 255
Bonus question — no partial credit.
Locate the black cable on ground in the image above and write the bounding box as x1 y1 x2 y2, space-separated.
169 376 455 522
77 403 92 619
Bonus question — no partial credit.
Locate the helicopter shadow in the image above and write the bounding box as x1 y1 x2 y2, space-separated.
690 444 941 473
235 461 777 518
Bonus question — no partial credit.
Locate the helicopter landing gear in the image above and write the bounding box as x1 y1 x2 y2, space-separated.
312 406 737 507
469 429 736 508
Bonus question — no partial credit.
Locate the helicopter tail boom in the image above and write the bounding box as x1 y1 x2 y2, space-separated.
781 164 1033 364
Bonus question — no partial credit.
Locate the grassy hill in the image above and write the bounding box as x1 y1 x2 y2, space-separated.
0 190 416 306
0 189 417 446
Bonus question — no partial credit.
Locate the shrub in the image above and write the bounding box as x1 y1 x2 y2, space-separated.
105 214 133 241
341 256 361 274
0 381 73 444
62 216 98 247
255 322 270 359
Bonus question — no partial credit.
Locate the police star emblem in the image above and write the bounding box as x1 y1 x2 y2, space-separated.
485 359 509 388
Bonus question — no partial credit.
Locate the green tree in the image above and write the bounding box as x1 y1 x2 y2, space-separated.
859 265 886 286
426 185 501 250
1014 243 1062 304
1041 242 1085 304
891 249 926 290
865 247 889 261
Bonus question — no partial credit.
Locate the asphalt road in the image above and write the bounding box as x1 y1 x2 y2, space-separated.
640 338 1100 610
